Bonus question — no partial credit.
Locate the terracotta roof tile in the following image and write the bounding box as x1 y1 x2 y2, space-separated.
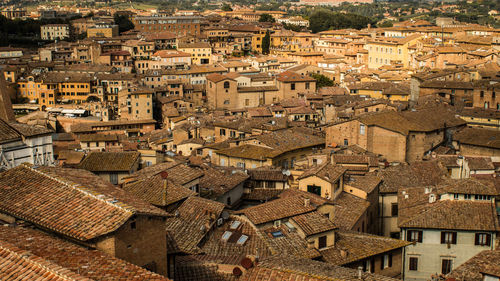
199 166 249 198
291 211 337 236
0 240 89 281
241 256 401 281
0 165 167 241
0 119 21 143
165 196 225 254
447 249 500 281
123 174 195 207
332 192 370 231
320 231 411 266
298 163 346 184
454 127 500 150
0 226 170 281
398 187 499 231
238 195 316 225
78 151 140 172
377 161 448 193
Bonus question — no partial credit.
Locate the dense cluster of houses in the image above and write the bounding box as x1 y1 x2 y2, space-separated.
0 4 499 281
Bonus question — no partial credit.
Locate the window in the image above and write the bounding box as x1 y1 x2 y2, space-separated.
407 230 423 243
220 129 226 136
318 236 327 249
480 91 484 98
291 83 295 90
110 173 118 185
453 193 459 200
409 257 418 271
464 194 472 200
441 231 457 244
475 195 490 200
391 203 398 217
441 259 452 274
343 139 348 146
305 82 310 90
307 185 321 196
223 81 230 89
475 233 491 246
390 232 400 239
360 124 366 135
381 253 392 269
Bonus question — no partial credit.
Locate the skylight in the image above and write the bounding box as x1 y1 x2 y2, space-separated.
236 235 249 245
221 231 232 242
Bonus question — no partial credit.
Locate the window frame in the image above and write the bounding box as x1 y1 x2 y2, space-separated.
440 231 457 245
409 257 418 271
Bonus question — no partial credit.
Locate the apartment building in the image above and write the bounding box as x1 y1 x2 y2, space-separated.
177 42 212 65
118 87 154 120
40 24 70 40
366 34 422 69
399 183 498 281
87 23 119 38
133 15 201 36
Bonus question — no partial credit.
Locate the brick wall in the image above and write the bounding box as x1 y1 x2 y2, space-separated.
113 216 167 275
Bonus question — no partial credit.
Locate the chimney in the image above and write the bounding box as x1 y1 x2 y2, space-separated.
160 171 168 206
304 198 310 207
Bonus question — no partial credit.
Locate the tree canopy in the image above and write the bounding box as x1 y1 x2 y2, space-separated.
309 9 373 33
262 30 271 54
221 3 233 11
310 73 334 88
114 14 135 33
259 14 276 23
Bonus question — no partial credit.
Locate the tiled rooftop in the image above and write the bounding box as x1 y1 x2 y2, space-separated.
0 165 167 241
0 226 170 281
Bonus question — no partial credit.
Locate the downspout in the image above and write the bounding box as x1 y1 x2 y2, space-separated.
401 229 406 280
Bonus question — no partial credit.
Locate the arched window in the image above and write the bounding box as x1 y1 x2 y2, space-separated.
223 81 230 89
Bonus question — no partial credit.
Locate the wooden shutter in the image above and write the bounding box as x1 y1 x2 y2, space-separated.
418 231 423 242
486 234 491 246
406 230 412 242
370 259 375 273
380 256 384 270
452 232 457 244
389 253 393 267
441 232 446 244
474 233 480 245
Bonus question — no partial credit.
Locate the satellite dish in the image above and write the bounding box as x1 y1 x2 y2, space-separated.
221 211 229 220
282 170 291 176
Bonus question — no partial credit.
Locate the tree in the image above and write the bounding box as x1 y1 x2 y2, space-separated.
221 3 233 11
378 20 394 28
310 73 334 88
259 14 276 23
283 23 303 32
262 30 270 54
114 14 134 34
309 9 373 33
